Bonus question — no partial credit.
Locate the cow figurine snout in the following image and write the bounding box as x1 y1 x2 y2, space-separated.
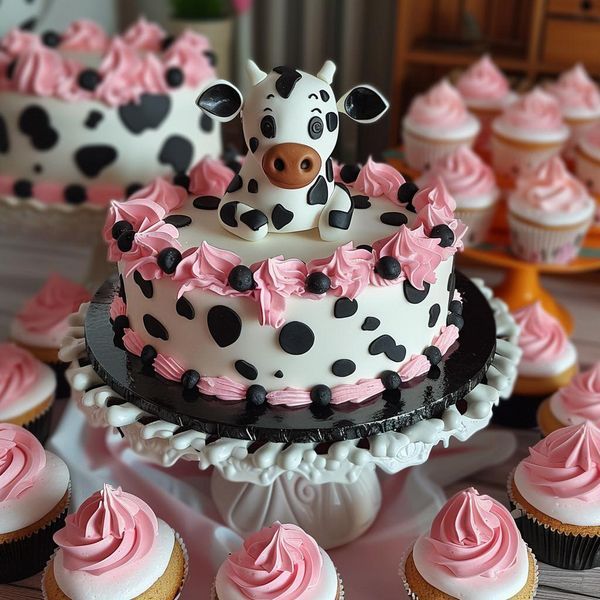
262 143 321 190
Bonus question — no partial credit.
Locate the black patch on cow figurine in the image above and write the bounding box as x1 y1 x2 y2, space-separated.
306 175 328 205
326 112 338 131
272 204 293 230
273 65 302 98
220 201 239 227
240 209 268 231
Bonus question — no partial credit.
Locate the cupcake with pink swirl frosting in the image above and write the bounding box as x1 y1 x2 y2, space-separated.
508 157 594 265
43 484 187 600
509 421 600 569
402 487 538 599
212 522 343 599
491 87 569 179
575 121 600 199
402 79 480 172
419 147 500 246
0 423 70 583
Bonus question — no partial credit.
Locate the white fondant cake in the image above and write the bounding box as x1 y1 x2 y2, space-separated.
103 61 467 407
0 19 221 207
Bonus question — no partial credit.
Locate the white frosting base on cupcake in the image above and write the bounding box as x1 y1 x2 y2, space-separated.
464 91 518 112
53 519 175 600
580 136 600 162
0 451 69 534
508 192 595 227
10 317 67 350
517 340 577 378
402 114 480 142
492 119 570 144
412 535 529 600
0 361 55 421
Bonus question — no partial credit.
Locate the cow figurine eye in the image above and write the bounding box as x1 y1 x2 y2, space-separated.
308 116 324 140
260 115 276 138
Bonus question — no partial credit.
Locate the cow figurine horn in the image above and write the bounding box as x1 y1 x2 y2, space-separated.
246 59 267 86
316 60 336 85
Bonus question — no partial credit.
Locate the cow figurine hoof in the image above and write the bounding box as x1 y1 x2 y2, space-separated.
318 183 354 241
219 201 269 241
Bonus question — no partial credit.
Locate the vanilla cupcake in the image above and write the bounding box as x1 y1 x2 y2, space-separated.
508 157 594 264
0 342 56 443
575 122 600 199
11 274 90 398
43 484 187 600
509 422 600 570
538 362 600 436
402 487 538 600
546 64 600 161
212 522 343 599
0 423 70 583
491 88 569 179
402 79 480 172
419 147 499 246
456 54 517 156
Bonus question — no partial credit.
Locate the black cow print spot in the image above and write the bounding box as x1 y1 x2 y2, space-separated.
133 271 153 298
340 164 360 183
164 214 192 228
0 115 9 152
18 106 58 150
428 304 441 328
272 204 293 230
249 137 259 153
248 178 258 193
240 209 268 231
306 175 328 205
158 136 193 173
20 17 38 31
33 164 42 173
274 370 284 378
118 94 171 134
326 157 333 182
119 274 126 302
143 314 169 340
279 321 315 355
332 359 356 377
84 110 103 129
273 65 302 98
361 316 380 331
227 174 243 193
235 359 258 381
200 113 214 132
353 195 371 209
369 335 406 362
320 90 330 102
74 145 117 178
220 201 238 227
326 112 338 131
447 271 456 294
176 296 195 320
193 196 220 210
334 297 358 318
380 212 408 226
207 305 241 347
404 281 431 304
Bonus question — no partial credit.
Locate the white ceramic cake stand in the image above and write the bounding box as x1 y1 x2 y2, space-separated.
59 278 520 549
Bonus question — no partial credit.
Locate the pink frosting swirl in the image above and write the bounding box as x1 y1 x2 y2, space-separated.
153 354 185 382
513 302 568 364
0 423 46 502
12 44 70 97
0 343 41 410
456 55 511 102
54 484 158 575
224 522 323 599
60 20 110 52
15 274 90 337
129 178 186 213
554 363 600 424
521 421 600 501
406 80 470 128
198 377 246 401
352 158 406 202
163 30 216 87
122 329 144 357
422 488 521 578
513 156 590 213
399 354 430 381
499 88 564 132
547 64 600 113
188 158 235 197
1 29 40 56
121 17 165 51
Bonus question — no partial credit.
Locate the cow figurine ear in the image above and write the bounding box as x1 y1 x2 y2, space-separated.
196 79 244 123
337 84 389 124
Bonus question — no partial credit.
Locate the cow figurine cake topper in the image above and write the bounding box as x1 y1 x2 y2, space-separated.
196 60 389 241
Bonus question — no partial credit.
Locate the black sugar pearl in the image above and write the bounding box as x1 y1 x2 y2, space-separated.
161 35 175 50
111 220 133 240
13 179 32 198
181 369 200 390
228 265 254 292
78 69 102 91
447 313 464 330
117 229 135 252
397 181 418 204
157 247 182 274
64 184 87 204
380 370 401 390
356 244 373 253
41 30 61 47
449 299 463 315
430 224 454 248
246 384 267 406
141 345 157 366
310 385 331 406
375 256 401 280
423 346 442 366
306 272 331 294
166 67 184 88
113 315 129 334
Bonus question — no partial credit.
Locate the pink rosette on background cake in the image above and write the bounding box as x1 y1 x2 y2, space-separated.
121 17 165 51
575 121 600 201
402 79 480 172
59 19 110 52
507 157 594 265
212 522 342 599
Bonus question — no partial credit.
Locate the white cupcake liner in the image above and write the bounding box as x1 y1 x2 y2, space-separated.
575 147 600 197
491 134 564 179
563 117 600 162
403 129 476 172
508 211 592 264
456 202 498 247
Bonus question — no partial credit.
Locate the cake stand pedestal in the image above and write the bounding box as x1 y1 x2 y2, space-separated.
60 277 520 548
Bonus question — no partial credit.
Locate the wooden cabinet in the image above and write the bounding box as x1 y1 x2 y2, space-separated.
543 18 600 70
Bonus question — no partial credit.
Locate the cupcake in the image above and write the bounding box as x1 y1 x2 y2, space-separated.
575 122 600 200
43 484 187 600
456 54 517 156
538 362 600 436
212 522 343 599
418 147 500 246
0 342 56 443
491 88 569 180
0 423 70 583
402 79 480 172
10 274 91 399
402 487 538 600
507 157 594 264
493 302 577 429
509 421 600 570
546 64 600 162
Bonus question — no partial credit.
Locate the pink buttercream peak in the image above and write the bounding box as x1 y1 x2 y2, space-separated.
0 423 46 502
1 29 40 55
547 63 600 113
121 17 165 51
129 178 186 213
555 363 600 425
353 157 406 202
522 421 600 500
224 522 323 599
12 43 70 97
513 302 569 363
499 87 564 132
456 54 511 102
424 487 521 578
407 79 470 129
0 343 42 410
54 484 158 575
60 20 110 52
188 157 235 197
163 30 216 87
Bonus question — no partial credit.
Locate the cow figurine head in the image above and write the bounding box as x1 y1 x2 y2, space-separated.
196 60 389 241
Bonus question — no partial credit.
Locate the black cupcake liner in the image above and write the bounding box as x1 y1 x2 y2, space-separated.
492 393 544 429
23 402 53 446
49 361 71 400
